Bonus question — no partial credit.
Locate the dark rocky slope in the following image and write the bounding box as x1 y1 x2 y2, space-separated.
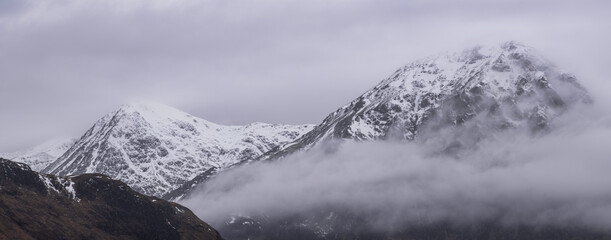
0 158 223 240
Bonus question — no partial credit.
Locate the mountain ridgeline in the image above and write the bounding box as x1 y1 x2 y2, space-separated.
0 158 223 240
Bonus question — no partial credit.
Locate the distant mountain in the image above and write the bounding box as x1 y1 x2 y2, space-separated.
0 158 223 240
0 138 76 172
174 41 596 238
168 41 591 202
263 41 590 160
43 103 313 197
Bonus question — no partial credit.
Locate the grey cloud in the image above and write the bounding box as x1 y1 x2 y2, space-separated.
183 104 611 230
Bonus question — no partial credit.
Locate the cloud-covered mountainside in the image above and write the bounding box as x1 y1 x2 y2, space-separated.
169 41 591 201
180 42 611 239
43 103 313 197
0 158 223 240
186 113 611 239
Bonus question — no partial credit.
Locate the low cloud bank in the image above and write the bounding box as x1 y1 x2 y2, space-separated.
183 105 611 231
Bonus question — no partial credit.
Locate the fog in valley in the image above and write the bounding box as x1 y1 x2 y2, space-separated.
184 102 611 231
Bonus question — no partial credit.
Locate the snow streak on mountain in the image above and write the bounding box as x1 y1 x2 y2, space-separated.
43 103 313 197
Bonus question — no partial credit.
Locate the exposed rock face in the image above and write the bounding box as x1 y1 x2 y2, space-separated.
0 158 224 240
43 103 313 197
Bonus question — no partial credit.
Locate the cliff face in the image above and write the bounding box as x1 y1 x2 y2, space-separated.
0 158 223 240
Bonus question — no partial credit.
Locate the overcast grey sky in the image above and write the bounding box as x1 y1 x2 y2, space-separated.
1 0 610 152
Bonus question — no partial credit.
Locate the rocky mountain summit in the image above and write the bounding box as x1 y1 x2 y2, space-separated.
0 158 223 240
43 103 313 197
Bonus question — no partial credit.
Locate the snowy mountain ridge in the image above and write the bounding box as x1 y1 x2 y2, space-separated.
43 102 314 197
0 138 76 172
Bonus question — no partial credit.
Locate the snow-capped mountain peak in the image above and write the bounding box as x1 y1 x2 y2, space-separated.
262 41 590 159
166 41 593 201
43 103 314 197
376 41 575 101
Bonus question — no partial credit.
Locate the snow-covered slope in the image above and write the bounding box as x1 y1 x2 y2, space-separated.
43 103 314 197
262 41 590 160
0 138 76 172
